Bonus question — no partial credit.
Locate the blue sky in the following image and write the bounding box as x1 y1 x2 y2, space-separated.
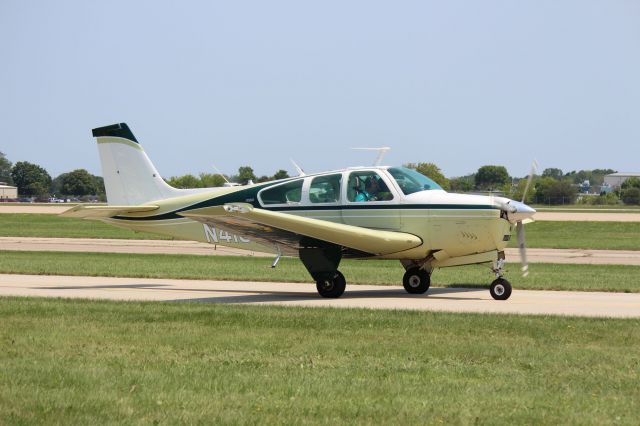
1 1 638 180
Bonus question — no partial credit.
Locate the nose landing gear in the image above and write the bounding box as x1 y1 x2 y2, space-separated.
490 256 512 300
490 277 512 300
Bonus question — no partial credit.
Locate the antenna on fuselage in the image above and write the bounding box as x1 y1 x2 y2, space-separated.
352 147 391 166
290 159 306 176
212 164 231 184
212 164 240 187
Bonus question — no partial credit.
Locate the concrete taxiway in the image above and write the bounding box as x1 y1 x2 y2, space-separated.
2 237 640 265
1 274 639 318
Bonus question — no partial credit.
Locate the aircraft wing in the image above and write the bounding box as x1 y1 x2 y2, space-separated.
60 205 159 219
179 203 423 257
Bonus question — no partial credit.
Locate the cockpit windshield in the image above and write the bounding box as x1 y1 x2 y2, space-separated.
387 167 443 195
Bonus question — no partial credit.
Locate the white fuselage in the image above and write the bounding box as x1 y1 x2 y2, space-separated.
103 166 531 267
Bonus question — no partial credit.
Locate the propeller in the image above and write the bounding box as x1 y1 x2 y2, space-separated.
490 161 537 276
515 160 538 277
520 160 538 203
516 221 529 277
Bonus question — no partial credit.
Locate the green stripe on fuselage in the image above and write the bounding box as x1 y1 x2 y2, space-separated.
113 202 499 222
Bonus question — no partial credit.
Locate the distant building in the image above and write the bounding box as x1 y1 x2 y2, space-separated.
0 184 17 199
603 173 640 189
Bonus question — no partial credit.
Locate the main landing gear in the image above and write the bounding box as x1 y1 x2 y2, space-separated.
402 267 431 294
300 246 346 298
316 271 346 298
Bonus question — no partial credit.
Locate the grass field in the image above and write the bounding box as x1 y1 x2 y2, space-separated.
0 213 169 239
2 213 640 250
2 210 639 424
532 204 640 211
2 250 639 293
512 221 640 250
1 297 638 424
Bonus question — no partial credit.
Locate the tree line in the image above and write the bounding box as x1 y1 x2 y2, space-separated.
0 153 106 201
1 151 638 205
391 163 638 206
0 151 292 201
164 167 290 188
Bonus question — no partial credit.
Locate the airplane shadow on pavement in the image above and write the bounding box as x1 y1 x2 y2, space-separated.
38 283 484 304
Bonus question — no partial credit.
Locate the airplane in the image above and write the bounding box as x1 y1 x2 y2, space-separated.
62 123 536 300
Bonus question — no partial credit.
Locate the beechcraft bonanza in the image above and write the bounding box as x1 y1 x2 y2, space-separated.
63 123 536 300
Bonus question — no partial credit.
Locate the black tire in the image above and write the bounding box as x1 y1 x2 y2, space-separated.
316 271 346 298
490 278 512 300
402 268 430 294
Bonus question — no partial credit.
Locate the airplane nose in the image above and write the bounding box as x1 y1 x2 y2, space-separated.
507 200 536 223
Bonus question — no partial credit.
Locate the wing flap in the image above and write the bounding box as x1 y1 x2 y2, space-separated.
180 203 422 255
60 205 159 219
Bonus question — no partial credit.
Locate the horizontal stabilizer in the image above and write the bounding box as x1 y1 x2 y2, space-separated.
60 205 159 219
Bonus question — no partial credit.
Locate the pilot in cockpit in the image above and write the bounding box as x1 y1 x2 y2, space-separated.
355 177 380 201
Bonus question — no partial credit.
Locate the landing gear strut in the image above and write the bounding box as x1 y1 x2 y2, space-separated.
490 255 512 300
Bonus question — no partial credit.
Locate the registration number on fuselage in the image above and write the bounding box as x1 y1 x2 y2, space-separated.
203 224 250 244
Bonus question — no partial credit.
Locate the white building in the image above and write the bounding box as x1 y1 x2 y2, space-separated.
0 184 18 199
603 173 640 189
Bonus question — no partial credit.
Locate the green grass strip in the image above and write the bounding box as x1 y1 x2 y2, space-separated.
508 220 640 250
532 204 640 211
1 297 638 424
0 214 169 239
1 251 638 293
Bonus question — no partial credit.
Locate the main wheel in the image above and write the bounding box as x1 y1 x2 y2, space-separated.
490 278 512 300
316 271 346 298
402 267 430 294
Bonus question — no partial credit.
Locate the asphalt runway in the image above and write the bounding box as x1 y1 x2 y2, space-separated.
2 237 640 265
1 273 638 318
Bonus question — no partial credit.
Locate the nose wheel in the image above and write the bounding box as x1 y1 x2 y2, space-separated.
490 278 512 300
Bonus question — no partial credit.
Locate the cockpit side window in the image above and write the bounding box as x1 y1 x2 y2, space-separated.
259 179 303 205
347 171 393 202
309 174 341 203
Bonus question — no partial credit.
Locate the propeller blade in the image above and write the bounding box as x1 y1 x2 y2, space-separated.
516 221 529 277
521 160 539 203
